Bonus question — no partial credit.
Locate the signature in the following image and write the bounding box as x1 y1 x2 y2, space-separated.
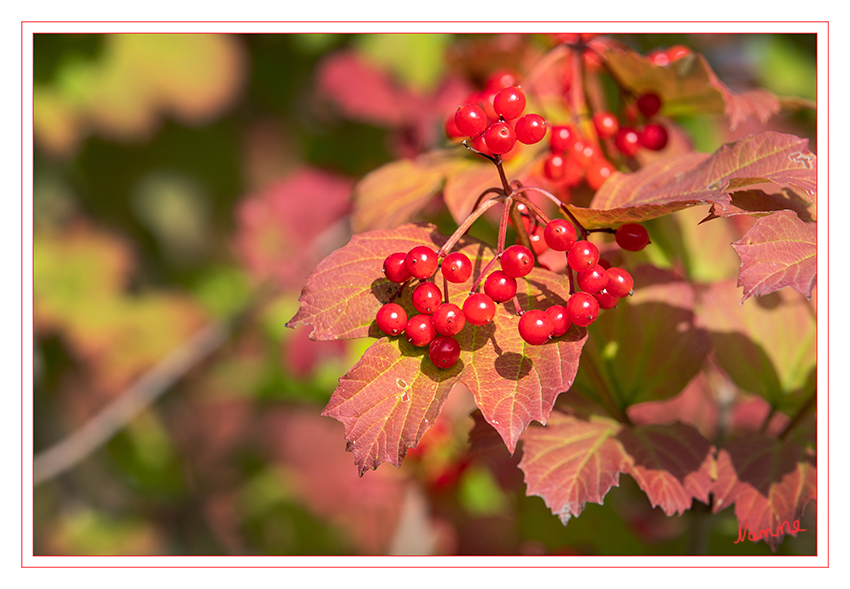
734 520 806 544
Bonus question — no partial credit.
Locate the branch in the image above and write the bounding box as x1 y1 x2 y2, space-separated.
32 297 258 486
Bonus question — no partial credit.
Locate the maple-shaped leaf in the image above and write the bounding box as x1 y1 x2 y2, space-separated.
322 337 460 476
351 151 471 233
287 224 448 341
602 45 781 130
574 266 711 410
713 434 816 552
519 410 627 524
697 280 816 415
566 132 816 230
700 188 816 224
519 403 715 523
290 223 589 471
730 210 817 302
616 423 714 516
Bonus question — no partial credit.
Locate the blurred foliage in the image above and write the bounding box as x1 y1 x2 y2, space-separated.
33 33 816 556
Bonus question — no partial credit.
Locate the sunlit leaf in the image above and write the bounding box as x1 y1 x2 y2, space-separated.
730 210 817 302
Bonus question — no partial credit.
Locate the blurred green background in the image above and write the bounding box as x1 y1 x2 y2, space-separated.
32 33 816 556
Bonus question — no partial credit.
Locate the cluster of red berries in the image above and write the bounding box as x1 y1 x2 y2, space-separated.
445 74 547 159
375 221 650 368
647 45 691 67
542 122 615 191
615 92 669 155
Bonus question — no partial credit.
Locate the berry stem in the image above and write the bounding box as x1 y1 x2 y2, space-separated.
469 198 514 294
510 294 524 315
461 139 498 164
512 185 591 240
443 273 449 304
436 194 505 257
511 193 552 226
566 257 576 295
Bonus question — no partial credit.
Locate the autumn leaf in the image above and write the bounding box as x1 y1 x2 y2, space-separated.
351 151 471 233
519 404 715 523
565 132 816 230
289 223 589 472
700 188 816 224
713 434 816 552
730 210 817 302
697 280 816 414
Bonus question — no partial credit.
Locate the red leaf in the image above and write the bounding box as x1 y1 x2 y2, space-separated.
351 151 470 233
234 167 354 289
287 224 446 341
322 338 460 476
569 132 816 230
519 411 627 524
617 423 715 516
731 210 817 302
315 51 413 128
713 435 816 552
700 189 816 224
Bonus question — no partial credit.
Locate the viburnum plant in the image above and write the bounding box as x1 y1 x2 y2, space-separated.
288 34 817 552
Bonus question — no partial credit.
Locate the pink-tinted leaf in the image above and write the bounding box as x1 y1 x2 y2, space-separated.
731 210 817 302
352 151 470 233
697 281 816 414
602 46 781 130
713 434 816 552
322 337 460 475
234 167 354 289
572 132 816 230
574 266 711 408
287 224 446 341
519 410 627 524
700 188 816 224
617 423 715 516
316 51 413 128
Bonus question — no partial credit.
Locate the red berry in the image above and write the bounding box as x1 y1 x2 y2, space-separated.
592 112 619 139
518 309 554 345
441 252 472 283
463 293 496 326
543 152 566 179
528 225 548 256
545 304 571 337
476 88 499 121
567 240 599 272
585 158 615 191
376 303 408 336
484 270 518 303
594 288 619 310
501 245 534 278
570 139 595 167
550 125 577 152
543 219 577 252
667 45 691 61
615 223 650 251
412 282 442 314
493 86 526 120
455 103 487 138
614 127 641 157
432 303 465 336
383 252 412 283
577 264 608 294
636 92 662 118
429 335 461 369
405 314 438 347
483 121 517 155
486 70 518 91
648 49 670 67
639 123 668 151
515 113 547 144
567 292 600 327
606 267 634 298
405 246 438 279
598 258 612 270
444 114 464 139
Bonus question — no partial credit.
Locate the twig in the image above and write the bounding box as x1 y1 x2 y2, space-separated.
33 308 247 486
